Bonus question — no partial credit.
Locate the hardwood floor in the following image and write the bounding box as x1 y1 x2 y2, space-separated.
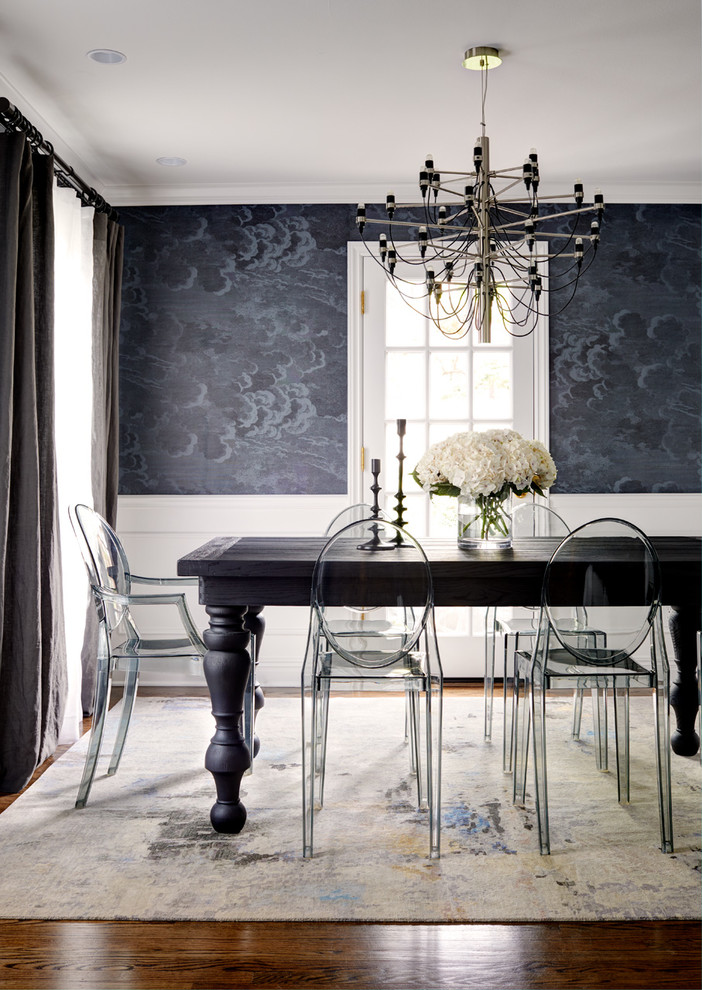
0 919 698 989
0 685 699 990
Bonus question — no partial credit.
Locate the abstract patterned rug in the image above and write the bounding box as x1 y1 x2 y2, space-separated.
0 695 699 921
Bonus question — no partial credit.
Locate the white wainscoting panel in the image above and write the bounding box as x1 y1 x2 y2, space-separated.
117 495 349 688
549 493 702 536
115 493 701 686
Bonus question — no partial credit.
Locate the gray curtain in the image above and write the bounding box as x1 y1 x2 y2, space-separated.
0 132 67 793
80 211 124 715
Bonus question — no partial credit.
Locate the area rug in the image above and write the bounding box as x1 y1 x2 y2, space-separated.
0 695 699 922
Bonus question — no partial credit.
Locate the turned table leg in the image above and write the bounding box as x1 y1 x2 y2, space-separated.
202 604 252 833
668 605 701 757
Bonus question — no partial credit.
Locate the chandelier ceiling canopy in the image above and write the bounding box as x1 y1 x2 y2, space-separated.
356 48 605 343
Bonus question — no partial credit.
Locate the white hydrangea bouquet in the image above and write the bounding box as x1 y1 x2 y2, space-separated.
411 429 557 547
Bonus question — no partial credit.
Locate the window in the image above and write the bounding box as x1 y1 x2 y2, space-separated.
348 243 549 674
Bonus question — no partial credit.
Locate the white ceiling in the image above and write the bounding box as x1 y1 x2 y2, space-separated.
0 0 700 206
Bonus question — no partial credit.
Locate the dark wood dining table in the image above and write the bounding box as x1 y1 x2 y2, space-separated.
178 535 701 835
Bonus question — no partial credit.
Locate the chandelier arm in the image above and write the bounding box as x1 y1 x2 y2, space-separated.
530 231 595 241
431 169 479 178
531 204 604 224
395 199 475 208
387 218 485 237
361 217 427 230
489 167 530 178
489 206 598 234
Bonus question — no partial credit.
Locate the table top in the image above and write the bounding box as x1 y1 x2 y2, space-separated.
178 535 701 608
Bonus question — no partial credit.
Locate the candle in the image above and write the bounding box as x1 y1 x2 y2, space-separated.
371 459 381 474
397 419 406 436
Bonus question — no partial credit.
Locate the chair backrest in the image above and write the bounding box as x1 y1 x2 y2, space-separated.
323 502 378 537
70 504 133 630
542 517 661 663
512 503 570 618
512 501 569 539
312 519 433 668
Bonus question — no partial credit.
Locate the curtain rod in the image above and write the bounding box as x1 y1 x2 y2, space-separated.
0 97 119 222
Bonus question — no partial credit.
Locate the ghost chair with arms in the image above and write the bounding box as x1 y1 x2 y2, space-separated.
69 504 253 805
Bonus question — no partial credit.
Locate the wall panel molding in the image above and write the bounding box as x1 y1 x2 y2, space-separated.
116 492 700 687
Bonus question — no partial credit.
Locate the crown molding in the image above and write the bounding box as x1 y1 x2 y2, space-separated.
3 68 699 209
106 179 701 208
0 74 103 192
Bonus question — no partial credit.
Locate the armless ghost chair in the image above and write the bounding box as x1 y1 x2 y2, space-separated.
70 504 208 807
301 518 443 860
323 502 377 537
512 517 673 855
324 504 424 757
485 502 604 772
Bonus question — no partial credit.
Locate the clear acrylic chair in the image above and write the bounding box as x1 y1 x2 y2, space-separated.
512 517 673 855
325 505 424 754
70 503 207 807
323 502 377 537
485 502 603 772
301 518 443 860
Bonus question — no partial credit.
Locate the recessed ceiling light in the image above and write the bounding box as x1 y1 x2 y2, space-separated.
87 49 127 64
156 157 188 167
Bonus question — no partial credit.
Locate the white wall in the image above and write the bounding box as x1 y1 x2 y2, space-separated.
116 492 701 687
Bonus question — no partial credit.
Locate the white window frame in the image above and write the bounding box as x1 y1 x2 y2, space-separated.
347 241 550 676
347 241 550 503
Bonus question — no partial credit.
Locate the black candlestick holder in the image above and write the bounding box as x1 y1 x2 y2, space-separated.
358 458 396 551
392 419 408 545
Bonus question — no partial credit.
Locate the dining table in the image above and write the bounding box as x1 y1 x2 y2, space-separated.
178 534 701 835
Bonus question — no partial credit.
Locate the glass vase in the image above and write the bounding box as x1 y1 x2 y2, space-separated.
457 493 513 549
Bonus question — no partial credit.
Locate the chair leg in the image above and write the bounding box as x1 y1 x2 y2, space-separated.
316 675 331 807
484 607 496 741
301 678 317 859
591 680 609 772
301 628 321 858
107 661 140 776
242 636 256 777
405 686 417 775
530 667 550 855
613 681 630 803
408 687 425 808
571 687 584 739
502 633 515 772
512 666 530 805
652 677 674 854
75 655 112 809
426 675 442 860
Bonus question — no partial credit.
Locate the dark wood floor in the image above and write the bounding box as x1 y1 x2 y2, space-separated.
0 686 699 990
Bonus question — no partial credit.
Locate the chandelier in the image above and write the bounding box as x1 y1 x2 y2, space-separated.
355 48 604 343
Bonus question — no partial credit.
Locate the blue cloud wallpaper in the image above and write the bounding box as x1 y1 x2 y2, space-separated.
119 205 350 494
549 204 700 493
119 202 700 495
